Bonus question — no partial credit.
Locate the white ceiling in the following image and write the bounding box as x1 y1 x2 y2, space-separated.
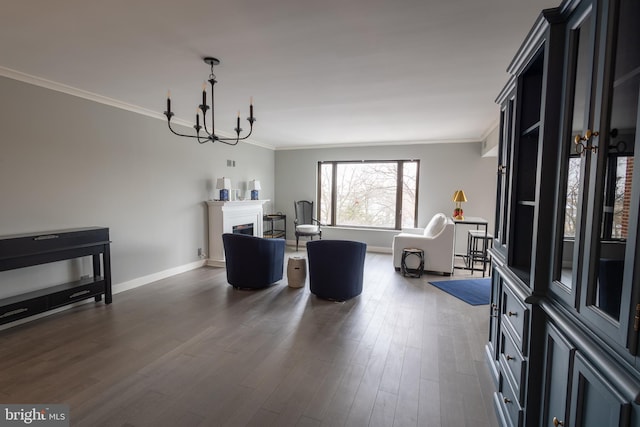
0 0 559 149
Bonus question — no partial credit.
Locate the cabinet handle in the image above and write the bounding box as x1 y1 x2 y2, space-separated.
69 290 91 299
506 354 515 361
491 303 499 317
503 397 512 404
508 311 518 317
552 417 564 426
574 129 599 154
0 308 28 318
34 234 60 240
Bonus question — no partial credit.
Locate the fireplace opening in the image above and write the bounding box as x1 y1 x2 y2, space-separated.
232 223 254 236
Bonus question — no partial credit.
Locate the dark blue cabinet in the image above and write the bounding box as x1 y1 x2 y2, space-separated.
550 0 640 350
541 323 574 427
570 353 631 426
487 264 504 385
489 0 640 425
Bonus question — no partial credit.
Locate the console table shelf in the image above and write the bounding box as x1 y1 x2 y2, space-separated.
0 227 112 325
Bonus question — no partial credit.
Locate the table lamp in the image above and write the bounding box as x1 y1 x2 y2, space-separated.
453 190 467 220
249 180 261 200
216 177 231 201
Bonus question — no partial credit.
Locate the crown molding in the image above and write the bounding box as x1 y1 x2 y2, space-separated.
274 137 482 151
0 66 274 150
0 65 164 119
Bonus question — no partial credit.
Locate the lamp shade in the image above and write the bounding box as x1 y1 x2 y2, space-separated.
453 190 468 203
216 177 231 190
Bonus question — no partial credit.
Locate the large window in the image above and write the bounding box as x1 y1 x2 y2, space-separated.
318 160 419 229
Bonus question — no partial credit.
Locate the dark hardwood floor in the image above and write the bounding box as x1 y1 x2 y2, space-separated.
0 251 498 427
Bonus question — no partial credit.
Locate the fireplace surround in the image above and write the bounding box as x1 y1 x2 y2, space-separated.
206 200 267 266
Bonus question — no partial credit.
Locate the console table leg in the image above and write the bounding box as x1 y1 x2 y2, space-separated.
103 246 112 304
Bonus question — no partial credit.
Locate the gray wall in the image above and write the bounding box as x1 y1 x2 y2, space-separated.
0 74 498 300
0 76 274 298
274 143 497 250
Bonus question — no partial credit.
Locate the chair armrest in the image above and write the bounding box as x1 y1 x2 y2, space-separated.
399 228 424 235
393 234 440 247
392 224 455 272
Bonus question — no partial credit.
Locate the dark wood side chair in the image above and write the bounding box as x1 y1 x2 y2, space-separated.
294 200 322 251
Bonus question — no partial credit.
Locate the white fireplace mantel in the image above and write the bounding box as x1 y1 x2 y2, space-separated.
206 200 268 267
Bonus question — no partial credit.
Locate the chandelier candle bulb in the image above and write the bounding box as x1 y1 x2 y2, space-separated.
166 91 171 114
250 97 254 119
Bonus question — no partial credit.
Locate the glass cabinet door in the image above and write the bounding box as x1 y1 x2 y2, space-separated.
580 0 639 346
552 0 639 349
495 89 515 254
551 0 596 305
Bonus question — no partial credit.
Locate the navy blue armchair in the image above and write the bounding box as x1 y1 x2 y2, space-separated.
306 240 367 301
222 233 285 289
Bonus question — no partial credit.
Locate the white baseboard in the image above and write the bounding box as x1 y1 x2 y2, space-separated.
113 259 207 295
0 259 207 331
284 239 391 254
367 246 392 254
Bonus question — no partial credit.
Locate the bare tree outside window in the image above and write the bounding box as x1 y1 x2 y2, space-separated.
319 163 332 225
318 160 419 229
563 155 632 240
564 157 581 237
336 163 397 227
401 162 418 228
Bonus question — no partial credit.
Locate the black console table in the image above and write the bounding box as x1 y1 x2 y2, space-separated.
0 227 112 325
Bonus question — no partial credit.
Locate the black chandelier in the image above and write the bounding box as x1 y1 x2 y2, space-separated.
164 57 255 145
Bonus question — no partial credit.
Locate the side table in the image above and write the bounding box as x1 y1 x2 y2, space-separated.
401 248 424 278
287 256 306 288
264 214 286 239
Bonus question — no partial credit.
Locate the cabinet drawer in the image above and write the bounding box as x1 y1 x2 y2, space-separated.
498 372 524 427
48 281 104 308
500 329 527 405
0 297 47 325
501 284 530 355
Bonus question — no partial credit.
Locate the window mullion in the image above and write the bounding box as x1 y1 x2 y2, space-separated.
331 162 337 226
396 161 403 230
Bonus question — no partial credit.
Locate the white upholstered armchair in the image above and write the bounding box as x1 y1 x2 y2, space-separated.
392 213 455 275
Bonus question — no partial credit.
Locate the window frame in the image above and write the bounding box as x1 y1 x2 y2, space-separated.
317 159 419 230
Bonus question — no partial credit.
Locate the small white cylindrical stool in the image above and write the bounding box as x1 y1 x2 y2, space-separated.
287 256 307 288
